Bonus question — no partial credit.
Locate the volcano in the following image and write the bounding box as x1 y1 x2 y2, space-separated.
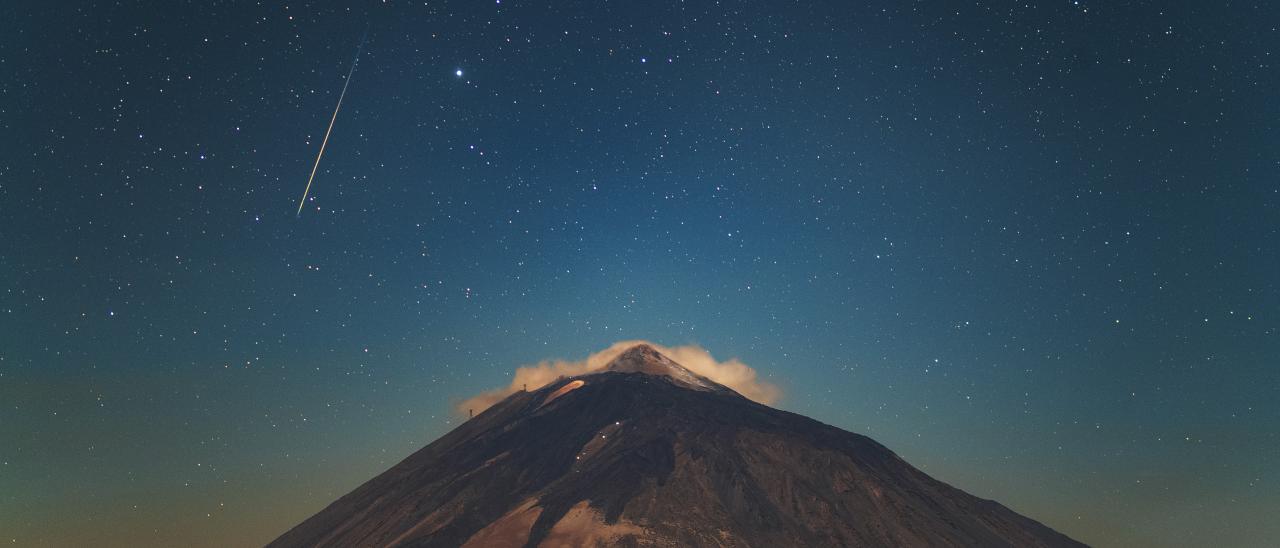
269 344 1084 547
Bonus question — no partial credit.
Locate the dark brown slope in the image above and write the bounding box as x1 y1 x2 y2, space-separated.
269 345 1085 548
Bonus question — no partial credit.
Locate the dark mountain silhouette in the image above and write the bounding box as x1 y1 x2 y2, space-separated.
269 344 1085 547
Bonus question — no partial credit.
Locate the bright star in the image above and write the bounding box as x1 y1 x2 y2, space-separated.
455 69 463 77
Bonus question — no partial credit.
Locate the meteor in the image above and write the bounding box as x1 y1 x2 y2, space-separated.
296 33 366 217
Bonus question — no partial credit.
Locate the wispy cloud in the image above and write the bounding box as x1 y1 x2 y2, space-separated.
457 340 781 414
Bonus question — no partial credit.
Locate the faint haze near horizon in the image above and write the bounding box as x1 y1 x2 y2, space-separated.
3 1 1278 547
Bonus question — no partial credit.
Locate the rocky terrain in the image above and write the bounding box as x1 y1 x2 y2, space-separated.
269 344 1084 547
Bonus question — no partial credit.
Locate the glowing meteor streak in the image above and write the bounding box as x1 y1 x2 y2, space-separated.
296 35 365 217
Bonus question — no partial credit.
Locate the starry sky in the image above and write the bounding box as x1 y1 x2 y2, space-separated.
3 1 1278 546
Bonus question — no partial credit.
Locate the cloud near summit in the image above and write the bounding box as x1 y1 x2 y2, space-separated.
457 340 781 414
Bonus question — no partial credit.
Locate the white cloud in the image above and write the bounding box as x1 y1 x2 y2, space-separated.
457 340 780 414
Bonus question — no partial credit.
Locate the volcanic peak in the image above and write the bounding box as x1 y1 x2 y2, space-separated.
594 343 725 393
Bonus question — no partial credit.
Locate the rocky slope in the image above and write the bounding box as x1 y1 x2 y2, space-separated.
269 344 1084 547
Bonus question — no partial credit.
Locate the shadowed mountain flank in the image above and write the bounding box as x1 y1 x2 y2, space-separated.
270 345 1085 548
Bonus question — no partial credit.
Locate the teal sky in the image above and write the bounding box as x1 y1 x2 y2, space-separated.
3 1 1278 546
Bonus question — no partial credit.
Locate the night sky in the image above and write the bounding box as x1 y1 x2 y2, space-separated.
4 1 1278 546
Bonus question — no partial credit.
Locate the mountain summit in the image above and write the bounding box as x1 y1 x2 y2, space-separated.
594 343 727 393
270 345 1084 548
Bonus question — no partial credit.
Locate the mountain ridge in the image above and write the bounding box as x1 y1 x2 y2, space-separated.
269 345 1085 548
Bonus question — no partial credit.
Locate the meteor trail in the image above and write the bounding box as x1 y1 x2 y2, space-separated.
296 33 366 217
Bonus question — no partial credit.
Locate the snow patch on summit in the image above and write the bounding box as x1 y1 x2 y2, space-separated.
596 344 724 392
